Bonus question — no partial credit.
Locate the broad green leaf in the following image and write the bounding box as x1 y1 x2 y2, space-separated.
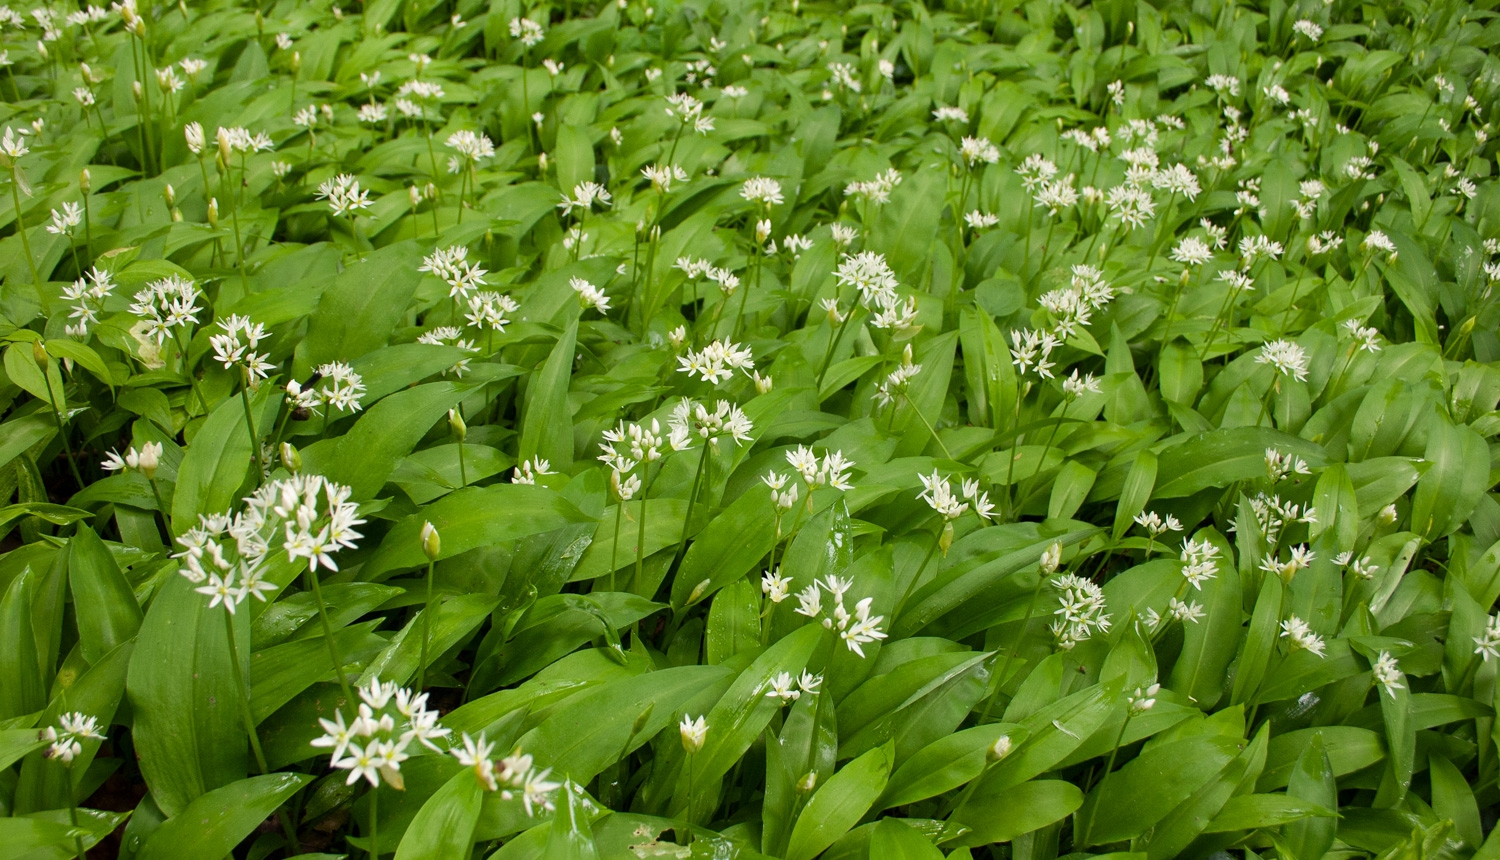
786 744 892 860
68 525 142 664
395 768 485 860
136 773 310 860
953 779 1083 846
327 381 473 500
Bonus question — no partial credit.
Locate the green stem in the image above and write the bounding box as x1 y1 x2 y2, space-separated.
306 568 356 705
11 167 42 286
369 788 379 860
977 575 1046 723
900 391 953 459
224 610 271 774
814 300 854 388
240 379 266 479
41 363 87 491
1076 713 1133 848
69 801 87 860
894 532 940 619
419 558 435 691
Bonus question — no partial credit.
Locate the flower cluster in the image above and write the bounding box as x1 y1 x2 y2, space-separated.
102 441 162 477
315 174 373 217
451 733 560 813
62 266 115 337
668 398 754 447
1051 573 1112 649
289 361 367 415
1264 448 1312 482
677 339 754 384
1259 545 1315 581
209 314 273 381
1280 616 1327 657
792 575 888 657
917 471 994 521
129 274 201 345
765 670 823 703
41 712 105 763
420 246 489 298
1179 537 1221 590
311 677 450 789
174 475 366 612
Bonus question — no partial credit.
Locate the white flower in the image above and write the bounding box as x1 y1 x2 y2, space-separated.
1180 537 1221 589
679 715 708 753
446 129 495 162
761 568 790 603
1256 339 1309 382
129 274 200 344
1051 573 1111 649
678 339 755 384
509 16 544 46
571 277 610 313
741 176 783 207
1475 614 1500 661
1372 651 1403 697
1171 236 1213 266
315 174 373 217
209 314 273 381
934 105 969 123
767 671 800 702
965 210 999 230
513 457 554 485
41 712 104 763
1280 616 1327 657
1 126 29 159
558 181 611 216
1293 19 1323 41
840 597 888 657
1128 683 1160 713
918 471 969 520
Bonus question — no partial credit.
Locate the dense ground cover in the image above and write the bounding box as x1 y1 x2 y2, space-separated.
1 0 1499 857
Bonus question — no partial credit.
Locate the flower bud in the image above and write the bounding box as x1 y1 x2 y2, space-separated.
1039 541 1062 575
986 735 1013 762
687 577 712 605
409 186 422 207
291 51 302 73
420 521 441 561
1378 503 1398 524
217 126 233 163
32 340 47 363
631 704 655 737
448 408 466 441
79 168 90 193
939 519 955 557
132 80 143 102
163 184 175 207
796 771 817 794
207 197 219 227
280 442 302 473
137 445 159 479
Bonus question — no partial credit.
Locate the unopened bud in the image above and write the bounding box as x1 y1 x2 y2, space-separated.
1039 541 1062 575
79 168 90 193
409 186 422 207
796 771 817 794
137 445 160 479
280 442 302 473
163 184 175 207
171 208 182 222
217 127 233 163
1378 503 1398 524
631 704 655 737
688 578 712 605
291 51 301 73
420 521 441 561
939 520 955 557
986 735 1013 762
32 341 46 363
207 197 219 227
447 407 466 441
132 80 143 102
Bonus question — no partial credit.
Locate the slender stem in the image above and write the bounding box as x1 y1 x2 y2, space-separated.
11 168 42 286
418 558 435 691
677 443 713 560
173 327 205 416
42 363 87 491
69 801 87 860
456 440 468 488
240 379 266 479
148 476 170 540
815 302 854 388
369 788 379 860
610 500 624 593
306 568 356 705
977 575 1047 723
227 609 309 855
900 391 953 459
894 532 940 618
1017 405 1068 510
1076 713 1133 847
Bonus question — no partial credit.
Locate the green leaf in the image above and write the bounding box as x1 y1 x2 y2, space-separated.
68 526 142 664
880 723 1020 808
786 743 892 860
136 773 310 860
705 579 760 665
126 576 245 817
953 779 1084 846
395 768 485 860
1283 732 1337 860
171 385 272 535
1168 529 1240 709
1203 794 1336 833
669 483 778 610
0 566 44 720
327 381 473 500
869 818 943 860
519 318 579 473
360 484 594 581
1111 450 1157 541
296 242 425 374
